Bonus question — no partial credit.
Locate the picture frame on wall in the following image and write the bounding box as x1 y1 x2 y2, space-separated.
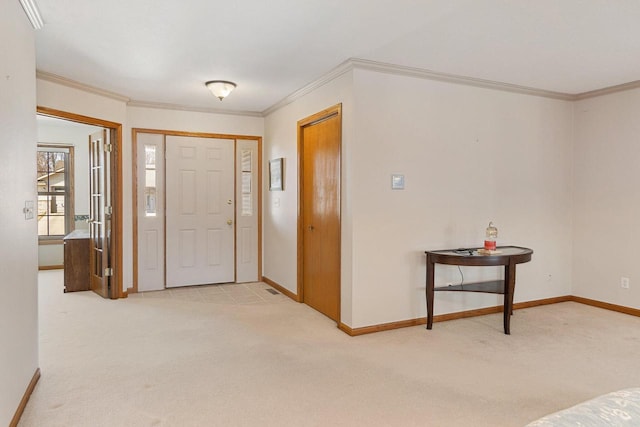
269 158 284 191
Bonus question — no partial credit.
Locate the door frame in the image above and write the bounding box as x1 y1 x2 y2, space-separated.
131 128 263 293
37 106 124 299
297 104 342 319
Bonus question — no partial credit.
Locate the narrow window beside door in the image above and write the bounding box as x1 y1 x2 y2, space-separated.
144 145 157 216
241 149 252 216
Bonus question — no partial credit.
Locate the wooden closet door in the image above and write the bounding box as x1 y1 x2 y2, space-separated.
299 105 342 321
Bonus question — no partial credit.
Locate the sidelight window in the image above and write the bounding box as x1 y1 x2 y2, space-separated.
144 145 157 216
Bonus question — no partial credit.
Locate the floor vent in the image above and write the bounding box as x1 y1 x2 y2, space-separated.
265 288 279 295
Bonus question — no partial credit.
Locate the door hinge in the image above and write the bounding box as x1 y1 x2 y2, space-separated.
104 143 113 152
104 268 113 277
105 206 113 215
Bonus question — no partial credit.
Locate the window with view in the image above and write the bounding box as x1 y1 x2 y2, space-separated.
37 145 74 239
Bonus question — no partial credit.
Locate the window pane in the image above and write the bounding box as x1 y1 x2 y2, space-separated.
37 147 70 237
37 194 66 236
145 186 157 217
241 172 251 194
144 146 157 217
241 150 252 172
145 145 156 169
37 195 49 236
240 150 253 216
241 194 252 216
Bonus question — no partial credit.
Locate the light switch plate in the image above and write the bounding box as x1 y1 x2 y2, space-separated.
24 200 34 220
391 174 405 190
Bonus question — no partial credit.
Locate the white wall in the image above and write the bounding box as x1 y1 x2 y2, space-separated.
264 67 574 329
263 72 355 324
37 119 101 267
127 106 263 136
35 85 264 291
0 1 39 424
348 69 574 327
573 89 640 308
38 54 640 332
127 106 263 291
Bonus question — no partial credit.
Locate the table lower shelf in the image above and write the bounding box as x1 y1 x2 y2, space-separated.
434 280 504 294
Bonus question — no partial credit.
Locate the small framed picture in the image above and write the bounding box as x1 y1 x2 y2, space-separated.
269 158 284 191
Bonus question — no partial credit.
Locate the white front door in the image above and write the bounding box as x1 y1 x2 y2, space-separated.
165 136 235 287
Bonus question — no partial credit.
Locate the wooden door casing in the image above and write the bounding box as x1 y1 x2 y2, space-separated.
37 106 123 299
298 105 342 322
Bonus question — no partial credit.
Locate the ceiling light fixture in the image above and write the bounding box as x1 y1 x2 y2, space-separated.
206 80 237 101
19 0 44 30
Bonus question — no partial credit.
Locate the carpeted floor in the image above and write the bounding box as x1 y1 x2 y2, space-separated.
19 270 640 426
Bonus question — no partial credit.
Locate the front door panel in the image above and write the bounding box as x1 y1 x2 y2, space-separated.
166 136 235 287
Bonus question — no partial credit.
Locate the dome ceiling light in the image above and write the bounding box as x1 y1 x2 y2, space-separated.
205 80 237 101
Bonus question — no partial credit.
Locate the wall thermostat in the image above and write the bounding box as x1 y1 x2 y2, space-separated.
391 174 405 190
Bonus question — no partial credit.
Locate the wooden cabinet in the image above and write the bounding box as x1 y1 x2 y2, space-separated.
63 230 90 292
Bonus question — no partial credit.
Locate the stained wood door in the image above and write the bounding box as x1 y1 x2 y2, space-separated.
165 136 235 287
299 105 342 321
89 130 111 298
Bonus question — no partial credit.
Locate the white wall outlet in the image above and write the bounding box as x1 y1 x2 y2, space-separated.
621 277 630 289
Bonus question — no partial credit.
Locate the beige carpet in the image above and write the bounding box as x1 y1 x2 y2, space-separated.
19 270 640 426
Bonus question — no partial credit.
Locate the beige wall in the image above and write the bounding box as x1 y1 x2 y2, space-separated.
34 54 640 331
263 71 355 325
0 1 39 424
573 89 640 308
349 69 574 327
126 107 264 290
36 84 265 290
263 67 575 329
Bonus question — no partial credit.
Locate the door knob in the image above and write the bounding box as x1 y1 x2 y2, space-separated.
308 225 315 231
227 219 233 225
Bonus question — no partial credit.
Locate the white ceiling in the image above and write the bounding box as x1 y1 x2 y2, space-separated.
33 0 640 114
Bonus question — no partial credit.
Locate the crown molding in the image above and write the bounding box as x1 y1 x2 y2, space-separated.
261 58 640 114
36 70 131 102
127 100 263 118
39 61 640 121
348 58 576 101
573 80 640 101
261 59 355 116
36 70 262 117
260 58 581 116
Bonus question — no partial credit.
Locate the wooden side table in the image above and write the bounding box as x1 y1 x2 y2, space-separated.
425 246 533 334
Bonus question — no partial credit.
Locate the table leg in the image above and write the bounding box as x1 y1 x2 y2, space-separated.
426 256 434 329
503 262 516 335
